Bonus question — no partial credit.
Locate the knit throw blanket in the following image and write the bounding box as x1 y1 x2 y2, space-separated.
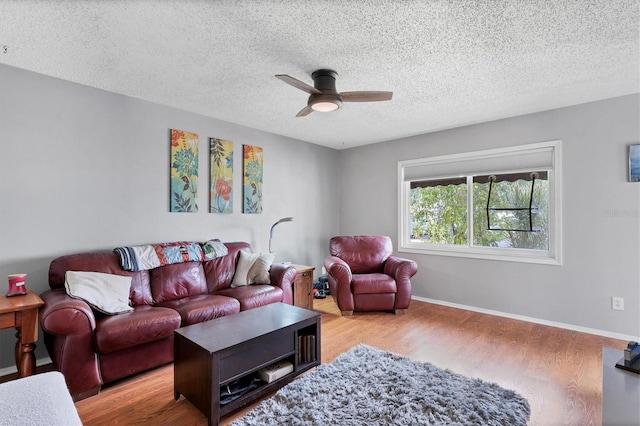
114 239 227 271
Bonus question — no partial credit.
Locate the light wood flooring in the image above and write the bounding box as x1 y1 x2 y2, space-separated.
72 297 627 425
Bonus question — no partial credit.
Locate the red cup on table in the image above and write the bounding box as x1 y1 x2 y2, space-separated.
7 273 28 297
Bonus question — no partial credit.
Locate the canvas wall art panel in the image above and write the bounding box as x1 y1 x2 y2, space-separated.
629 144 640 182
170 129 199 212
210 138 234 213
243 144 263 214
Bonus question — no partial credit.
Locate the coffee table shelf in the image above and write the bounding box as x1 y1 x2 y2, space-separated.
174 303 321 426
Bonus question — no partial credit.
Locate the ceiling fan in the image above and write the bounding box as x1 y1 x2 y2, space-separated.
275 69 393 117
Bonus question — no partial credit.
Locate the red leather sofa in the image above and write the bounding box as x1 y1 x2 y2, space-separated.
324 235 418 316
39 241 296 401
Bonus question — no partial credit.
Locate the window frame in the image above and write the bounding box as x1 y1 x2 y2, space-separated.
398 140 562 265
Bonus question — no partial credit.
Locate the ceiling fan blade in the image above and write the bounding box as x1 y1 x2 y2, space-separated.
275 74 321 95
340 91 393 102
296 105 313 117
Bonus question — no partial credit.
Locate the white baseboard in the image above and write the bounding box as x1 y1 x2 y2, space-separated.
412 295 640 342
0 356 52 378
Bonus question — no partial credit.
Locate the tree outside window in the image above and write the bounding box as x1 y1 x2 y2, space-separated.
410 179 467 245
409 173 549 251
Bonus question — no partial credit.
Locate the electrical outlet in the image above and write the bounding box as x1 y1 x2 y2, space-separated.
612 296 624 311
321 266 327 275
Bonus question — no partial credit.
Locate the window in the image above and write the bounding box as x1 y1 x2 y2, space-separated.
398 141 562 264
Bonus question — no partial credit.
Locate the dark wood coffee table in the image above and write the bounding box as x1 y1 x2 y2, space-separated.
174 302 321 426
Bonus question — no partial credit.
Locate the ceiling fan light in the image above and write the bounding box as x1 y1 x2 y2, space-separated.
311 101 340 112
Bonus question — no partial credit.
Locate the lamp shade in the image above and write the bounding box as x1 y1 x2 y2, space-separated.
269 217 294 253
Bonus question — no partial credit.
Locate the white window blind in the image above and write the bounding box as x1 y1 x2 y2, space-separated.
401 143 555 182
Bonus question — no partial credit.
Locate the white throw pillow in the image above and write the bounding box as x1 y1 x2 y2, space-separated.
231 251 275 287
64 271 133 315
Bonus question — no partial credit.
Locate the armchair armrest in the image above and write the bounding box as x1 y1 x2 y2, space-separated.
383 255 418 281
383 255 418 310
269 263 297 305
324 256 352 282
39 289 102 400
324 256 354 313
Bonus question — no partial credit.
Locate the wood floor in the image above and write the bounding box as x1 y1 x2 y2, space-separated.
72 297 627 425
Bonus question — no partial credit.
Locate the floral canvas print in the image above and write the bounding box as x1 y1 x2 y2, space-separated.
210 138 234 213
170 129 199 212
243 144 263 214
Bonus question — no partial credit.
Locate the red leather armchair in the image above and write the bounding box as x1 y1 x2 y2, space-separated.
324 235 418 316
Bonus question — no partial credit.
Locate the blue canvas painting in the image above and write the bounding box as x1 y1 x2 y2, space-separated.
630 145 640 182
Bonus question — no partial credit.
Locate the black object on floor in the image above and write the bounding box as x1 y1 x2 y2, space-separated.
319 274 330 295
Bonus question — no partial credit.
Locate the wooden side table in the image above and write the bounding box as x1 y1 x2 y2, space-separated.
0 291 44 377
291 264 314 310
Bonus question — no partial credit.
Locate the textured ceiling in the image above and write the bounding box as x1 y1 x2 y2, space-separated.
1 1 638 149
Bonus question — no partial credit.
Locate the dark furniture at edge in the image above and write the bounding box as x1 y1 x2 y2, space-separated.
602 347 640 425
174 303 321 426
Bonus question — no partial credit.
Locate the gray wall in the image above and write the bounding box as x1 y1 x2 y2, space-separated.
339 94 640 338
0 63 340 368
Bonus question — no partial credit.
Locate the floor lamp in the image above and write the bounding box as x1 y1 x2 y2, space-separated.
269 217 294 253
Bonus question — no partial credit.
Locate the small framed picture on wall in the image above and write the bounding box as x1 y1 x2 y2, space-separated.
629 144 640 182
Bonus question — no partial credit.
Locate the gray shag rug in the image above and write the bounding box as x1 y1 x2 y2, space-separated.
232 344 530 426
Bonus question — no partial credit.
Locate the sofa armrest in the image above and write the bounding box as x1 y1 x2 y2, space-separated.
383 255 418 309
269 263 297 305
324 256 354 312
39 289 102 400
40 289 97 333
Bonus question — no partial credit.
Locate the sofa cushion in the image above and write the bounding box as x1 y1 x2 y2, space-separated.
149 261 207 303
98 338 175 384
213 285 283 311
351 273 397 295
64 271 133 315
95 305 181 354
203 242 251 292
158 294 240 326
231 251 275 287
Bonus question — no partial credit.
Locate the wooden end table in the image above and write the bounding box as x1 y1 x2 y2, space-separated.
291 264 314 310
0 291 44 377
